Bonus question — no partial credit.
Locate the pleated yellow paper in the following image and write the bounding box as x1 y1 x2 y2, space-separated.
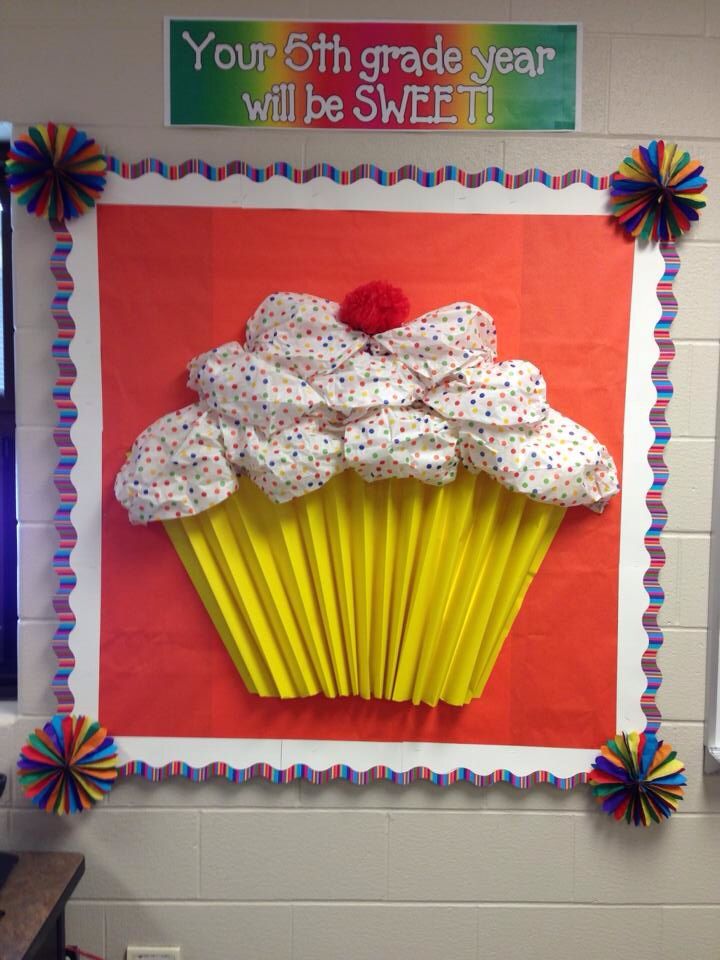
164 468 564 707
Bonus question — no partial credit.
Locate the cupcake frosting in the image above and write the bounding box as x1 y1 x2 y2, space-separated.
115 292 619 524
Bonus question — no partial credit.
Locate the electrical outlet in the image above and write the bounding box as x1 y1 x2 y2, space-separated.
126 948 181 960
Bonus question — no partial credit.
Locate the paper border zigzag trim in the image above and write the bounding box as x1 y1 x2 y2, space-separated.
51 221 77 711
117 762 581 789
642 240 677 733
50 161 672 789
104 157 611 190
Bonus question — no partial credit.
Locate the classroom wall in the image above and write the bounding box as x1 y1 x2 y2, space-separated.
1 2 720 958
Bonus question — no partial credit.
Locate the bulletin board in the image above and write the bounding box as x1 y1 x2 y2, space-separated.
57 162 665 786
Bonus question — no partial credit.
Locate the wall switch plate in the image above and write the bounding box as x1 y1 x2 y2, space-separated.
126 949 181 960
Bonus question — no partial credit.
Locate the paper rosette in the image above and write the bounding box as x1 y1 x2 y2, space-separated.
589 731 686 826
5 123 106 221
165 466 564 707
610 140 707 241
17 715 118 814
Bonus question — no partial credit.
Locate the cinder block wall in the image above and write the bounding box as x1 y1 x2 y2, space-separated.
2 2 720 958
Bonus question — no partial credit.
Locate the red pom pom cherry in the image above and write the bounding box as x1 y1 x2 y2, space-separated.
339 281 410 335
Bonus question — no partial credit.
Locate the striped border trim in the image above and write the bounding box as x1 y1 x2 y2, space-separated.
642 241 678 732
50 221 77 713
105 157 610 190
49 163 671 788
118 760 588 790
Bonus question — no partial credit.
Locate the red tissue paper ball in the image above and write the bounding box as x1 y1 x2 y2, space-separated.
339 281 410 335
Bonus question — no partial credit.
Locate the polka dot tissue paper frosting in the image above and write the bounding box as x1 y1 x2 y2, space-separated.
115 287 619 707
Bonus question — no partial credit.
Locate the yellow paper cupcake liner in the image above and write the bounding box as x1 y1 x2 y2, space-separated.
164 468 564 707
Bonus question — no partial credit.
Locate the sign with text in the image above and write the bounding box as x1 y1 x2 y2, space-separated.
166 19 580 131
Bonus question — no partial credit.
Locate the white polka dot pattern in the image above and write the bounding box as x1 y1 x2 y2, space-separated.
459 412 618 512
115 293 619 523
312 350 423 417
245 291 366 375
241 414 345 502
345 406 458 484
116 405 240 521
425 360 547 426
188 339 324 434
375 302 496 385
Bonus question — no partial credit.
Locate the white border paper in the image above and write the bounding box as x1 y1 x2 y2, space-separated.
66 172 661 779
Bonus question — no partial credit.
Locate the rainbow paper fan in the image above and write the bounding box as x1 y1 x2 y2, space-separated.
589 731 686 826
5 123 106 222
17 715 118 814
610 140 707 241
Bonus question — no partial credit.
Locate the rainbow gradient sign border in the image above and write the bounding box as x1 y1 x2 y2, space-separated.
165 19 581 132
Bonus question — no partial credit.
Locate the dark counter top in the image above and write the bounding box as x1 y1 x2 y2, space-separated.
0 851 85 960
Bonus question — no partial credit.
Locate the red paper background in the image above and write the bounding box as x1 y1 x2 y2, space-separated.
97 205 635 748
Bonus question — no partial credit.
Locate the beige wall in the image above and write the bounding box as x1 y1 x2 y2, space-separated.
2 1 720 958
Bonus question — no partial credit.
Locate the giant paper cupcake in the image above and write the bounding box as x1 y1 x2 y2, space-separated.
115 283 619 707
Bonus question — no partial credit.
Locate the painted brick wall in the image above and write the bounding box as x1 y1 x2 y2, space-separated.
1 1 720 958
